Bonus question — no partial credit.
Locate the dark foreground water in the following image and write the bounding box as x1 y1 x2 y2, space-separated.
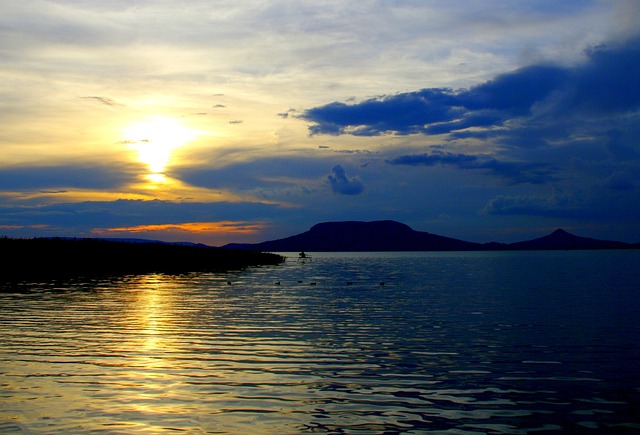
1 251 639 434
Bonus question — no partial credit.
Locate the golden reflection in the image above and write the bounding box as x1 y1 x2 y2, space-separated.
121 274 181 371
137 275 168 354
117 274 184 418
123 117 198 179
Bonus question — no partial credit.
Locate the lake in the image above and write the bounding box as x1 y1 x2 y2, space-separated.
1 250 639 433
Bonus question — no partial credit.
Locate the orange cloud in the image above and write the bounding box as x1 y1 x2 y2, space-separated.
99 221 267 235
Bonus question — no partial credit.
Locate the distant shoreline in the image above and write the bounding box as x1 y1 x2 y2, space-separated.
0 237 285 284
224 220 639 252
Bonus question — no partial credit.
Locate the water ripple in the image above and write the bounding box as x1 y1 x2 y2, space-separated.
1 251 640 433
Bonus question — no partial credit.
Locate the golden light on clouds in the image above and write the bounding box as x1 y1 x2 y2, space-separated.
94 220 268 245
4 189 156 203
123 117 199 176
100 221 267 235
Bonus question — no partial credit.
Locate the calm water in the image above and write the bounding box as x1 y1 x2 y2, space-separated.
1 251 639 434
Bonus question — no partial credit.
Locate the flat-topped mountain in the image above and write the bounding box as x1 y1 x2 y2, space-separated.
225 221 482 252
226 220 480 252
224 220 637 252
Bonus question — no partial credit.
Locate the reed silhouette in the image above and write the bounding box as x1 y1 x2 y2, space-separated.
0 237 284 282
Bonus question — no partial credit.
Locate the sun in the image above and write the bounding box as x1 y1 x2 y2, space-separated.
123 117 198 177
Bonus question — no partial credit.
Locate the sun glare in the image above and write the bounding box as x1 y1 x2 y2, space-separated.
123 117 198 176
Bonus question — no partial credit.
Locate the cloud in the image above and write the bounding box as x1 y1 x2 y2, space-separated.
482 193 585 218
327 165 364 195
97 221 266 235
299 64 569 136
0 199 287 243
483 183 640 221
277 108 297 118
301 89 461 136
462 65 569 115
479 159 557 185
2 1 639 243
556 40 640 116
301 36 640 226
174 156 330 191
80 96 121 106
387 152 478 167
387 152 556 185
0 165 137 191
423 110 507 135
0 199 280 226
300 38 640 138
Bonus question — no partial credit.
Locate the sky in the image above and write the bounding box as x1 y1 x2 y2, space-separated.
1 0 639 246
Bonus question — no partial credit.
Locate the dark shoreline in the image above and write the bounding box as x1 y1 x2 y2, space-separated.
0 237 285 284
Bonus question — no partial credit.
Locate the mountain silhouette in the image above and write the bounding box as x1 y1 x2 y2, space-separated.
500 228 631 250
224 220 636 252
225 220 480 251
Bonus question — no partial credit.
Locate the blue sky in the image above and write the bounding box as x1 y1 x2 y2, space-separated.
1 0 639 245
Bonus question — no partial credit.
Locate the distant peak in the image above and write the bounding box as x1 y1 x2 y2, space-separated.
546 228 579 240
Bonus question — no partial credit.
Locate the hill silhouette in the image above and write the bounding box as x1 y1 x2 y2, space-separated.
500 228 631 250
224 220 637 252
226 220 480 252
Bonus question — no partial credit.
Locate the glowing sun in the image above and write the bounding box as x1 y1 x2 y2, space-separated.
123 117 197 176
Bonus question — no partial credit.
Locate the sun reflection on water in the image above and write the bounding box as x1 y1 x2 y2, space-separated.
129 275 176 356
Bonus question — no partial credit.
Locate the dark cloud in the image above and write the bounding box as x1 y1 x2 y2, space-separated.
81 96 120 106
277 108 297 118
387 152 556 185
300 65 569 136
481 194 587 218
560 41 640 116
302 89 462 136
483 184 640 221
327 165 364 195
39 190 68 194
300 38 640 138
462 65 568 115
0 165 137 190
424 110 507 135
480 159 557 185
387 152 478 167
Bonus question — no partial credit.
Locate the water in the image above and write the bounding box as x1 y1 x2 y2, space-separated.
1 250 639 433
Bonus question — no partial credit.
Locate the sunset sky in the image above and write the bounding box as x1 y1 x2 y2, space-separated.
2 0 639 246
